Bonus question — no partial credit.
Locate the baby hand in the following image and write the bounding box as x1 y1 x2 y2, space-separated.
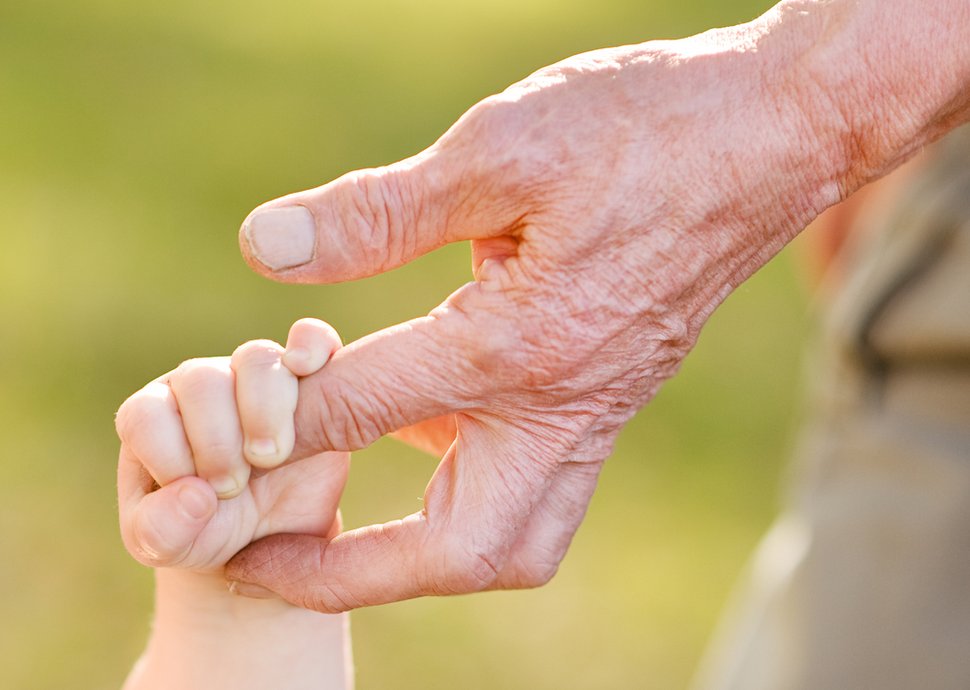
115 318 347 573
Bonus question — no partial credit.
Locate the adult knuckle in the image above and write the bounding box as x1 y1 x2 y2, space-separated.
434 546 500 594
303 582 357 614
466 317 522 379
456 95 519 148
341 170 416 271
515 559 560 589
478 313 579 394
302 375 389 452
455 87 580 192
527 561 559 588
270 537 358 613
439 96 543 215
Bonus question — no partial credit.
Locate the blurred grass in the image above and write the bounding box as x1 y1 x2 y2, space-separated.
0 0 814 688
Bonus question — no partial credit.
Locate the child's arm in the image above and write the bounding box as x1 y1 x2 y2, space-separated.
116 319 353 690
123 570 351 690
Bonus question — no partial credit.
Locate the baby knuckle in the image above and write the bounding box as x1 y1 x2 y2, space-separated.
198 437 240 463
173 357 216 383
131 543 166 568
130 517 177 567
115 394 147 442
231 339 282 369
173 358 229 393
173 356 207 377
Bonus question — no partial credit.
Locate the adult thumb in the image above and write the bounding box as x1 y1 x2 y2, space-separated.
239 110 523 285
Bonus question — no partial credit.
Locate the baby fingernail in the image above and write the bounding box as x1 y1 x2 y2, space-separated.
281 347 310 369
242 206 316 271
210 474 243 499
247 438 279 460
177 484 213 520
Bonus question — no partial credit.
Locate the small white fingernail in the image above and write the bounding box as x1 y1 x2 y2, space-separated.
210 474 243 499
282 347 332 377
247 438 279 459
281 347 310 368
242 206 316 270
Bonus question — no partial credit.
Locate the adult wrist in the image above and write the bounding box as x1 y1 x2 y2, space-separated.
767 0 970 199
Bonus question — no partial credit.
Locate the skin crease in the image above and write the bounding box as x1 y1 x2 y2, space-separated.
225 0 970 612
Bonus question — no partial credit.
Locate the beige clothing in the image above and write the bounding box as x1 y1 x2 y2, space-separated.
692 126 970 690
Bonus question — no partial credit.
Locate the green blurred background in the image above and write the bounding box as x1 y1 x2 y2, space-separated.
0 0 818 687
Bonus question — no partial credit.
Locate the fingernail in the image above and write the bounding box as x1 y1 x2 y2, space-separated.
281 347 317 376
209 474 243 499
281 347 310 368
247 438 279 460
242 206 316 271
227 580 278 599
177 484 213 520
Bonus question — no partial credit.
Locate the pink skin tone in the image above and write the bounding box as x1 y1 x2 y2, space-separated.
223 0 970 614
223 0 970 613
114 0 970 682
116 319 352 690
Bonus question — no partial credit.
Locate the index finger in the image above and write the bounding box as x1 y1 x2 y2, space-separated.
288 280 526 458
115 380 195 486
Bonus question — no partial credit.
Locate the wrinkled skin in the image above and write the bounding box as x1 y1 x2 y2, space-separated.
225 0 970 612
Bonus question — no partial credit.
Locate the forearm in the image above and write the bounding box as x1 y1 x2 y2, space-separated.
769 0 970 196
615 0 970 327
124 570 352 690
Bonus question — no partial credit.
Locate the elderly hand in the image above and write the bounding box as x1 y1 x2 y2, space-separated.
225 0 970 611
